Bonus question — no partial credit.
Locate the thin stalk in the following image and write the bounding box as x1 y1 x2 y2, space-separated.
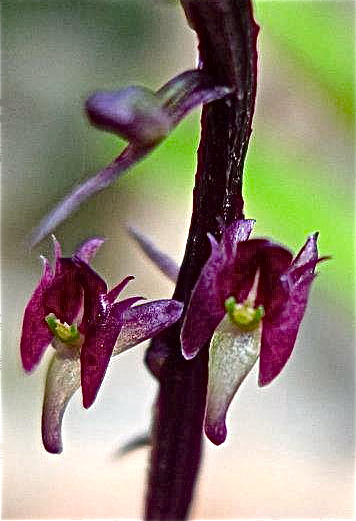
144 1 258 519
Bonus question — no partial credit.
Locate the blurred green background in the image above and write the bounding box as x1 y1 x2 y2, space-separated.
3 1 355 519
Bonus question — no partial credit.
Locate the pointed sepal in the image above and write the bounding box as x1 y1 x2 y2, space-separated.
259 233 321 386
21 256 54 372
181 219 255 360
128 226 179 283
74 236 106 264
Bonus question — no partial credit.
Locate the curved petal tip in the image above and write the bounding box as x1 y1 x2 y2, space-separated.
181 343 199 361
205 420 227 446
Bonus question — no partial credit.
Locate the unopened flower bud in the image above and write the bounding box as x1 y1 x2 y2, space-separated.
85 87 172 146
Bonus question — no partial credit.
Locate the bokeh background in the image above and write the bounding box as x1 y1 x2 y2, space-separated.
2 0 355 518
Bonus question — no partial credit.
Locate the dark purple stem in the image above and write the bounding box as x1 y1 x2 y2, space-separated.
144 1 258 519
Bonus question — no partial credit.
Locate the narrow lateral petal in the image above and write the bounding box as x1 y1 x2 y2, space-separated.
181 220 254 359
107 275 134 304
113 299 184 355
205 315 261 445
42 352 81 454
259 272 316 386
81 296 144 408
75 237 106 264
128 226 179 283
81 310 124 409
181 235 226 359
21 256 54 371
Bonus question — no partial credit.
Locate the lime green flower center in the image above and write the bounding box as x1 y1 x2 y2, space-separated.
224 296 264 331
45 313 80 344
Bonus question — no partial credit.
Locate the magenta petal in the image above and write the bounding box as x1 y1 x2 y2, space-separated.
259 234 320 385
80 298 140 409
278 233 319 293
181 235 226 359
218 239 284 303
21 256 54 371
113 299 184 355
73 257 107 295
75 237 106 264
291 232 319 270
259 272 316 386
81 309 125 409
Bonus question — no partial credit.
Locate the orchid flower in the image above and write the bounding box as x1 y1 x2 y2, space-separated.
129 221 326 446
29 70 233 247
181 219 326 444
21 236 183 453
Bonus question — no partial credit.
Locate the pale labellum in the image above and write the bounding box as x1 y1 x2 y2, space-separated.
205 314 261 445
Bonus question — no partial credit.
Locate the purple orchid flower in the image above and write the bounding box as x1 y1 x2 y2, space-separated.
180 219 326 445
21 236 183 453
128 222 326 447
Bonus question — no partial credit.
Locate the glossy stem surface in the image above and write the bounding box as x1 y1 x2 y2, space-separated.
144 1 258 519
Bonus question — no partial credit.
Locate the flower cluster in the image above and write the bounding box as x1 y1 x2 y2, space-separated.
21 236 183 453
22 58 326 458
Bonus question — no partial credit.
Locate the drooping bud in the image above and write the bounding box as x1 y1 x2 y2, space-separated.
85 87 172 146
31 69 232 246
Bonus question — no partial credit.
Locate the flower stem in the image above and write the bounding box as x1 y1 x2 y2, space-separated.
144 1 258 519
